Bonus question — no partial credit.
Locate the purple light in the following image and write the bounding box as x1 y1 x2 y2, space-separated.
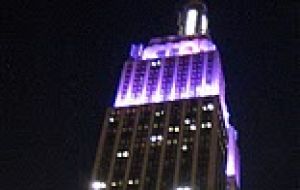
226 126 240 187
130 44 143 59
115 39 231 127
141 38 216 60
115 40 218 105
115 38 230 129
114 37 239 187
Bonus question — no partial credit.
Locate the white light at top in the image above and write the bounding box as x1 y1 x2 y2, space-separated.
201 14 208 34
185 9 198 35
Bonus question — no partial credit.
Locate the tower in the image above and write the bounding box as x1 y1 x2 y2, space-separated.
91 1 240 190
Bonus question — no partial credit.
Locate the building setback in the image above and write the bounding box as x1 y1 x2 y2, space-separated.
91 1 240 190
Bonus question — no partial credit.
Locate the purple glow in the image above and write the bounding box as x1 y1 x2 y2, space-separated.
114 38 230 128
115 39 218 106
226 126 240 187
130 44 143 59
141 38 216 60
114 37 239 187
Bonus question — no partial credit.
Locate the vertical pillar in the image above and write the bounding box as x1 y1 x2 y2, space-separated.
184 55 193 97
173 101 187 188
106 110 125 190
191 99 203 189
91 108 111 180
169 57 179 101
153 58 165 102
207 98 219 190
155 103 171 190
122 108 141 190
125 60 138 104
141 61 151 104
139 105 155 190
114 62 128 106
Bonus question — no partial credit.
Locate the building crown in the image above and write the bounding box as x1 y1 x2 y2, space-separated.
178 0 209 36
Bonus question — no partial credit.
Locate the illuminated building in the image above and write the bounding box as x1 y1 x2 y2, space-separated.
91 0 240 189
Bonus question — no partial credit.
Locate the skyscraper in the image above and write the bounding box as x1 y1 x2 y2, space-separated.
91 1 240 190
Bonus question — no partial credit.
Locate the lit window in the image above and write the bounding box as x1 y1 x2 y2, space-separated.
176 186 191 190
201 122 212 128
117 150 129 158
153 123 158 128
167 140 172 145
157 60 161 66
151 61 157 67
109 117 114 123
160 110 164 115
128 180 133 185
122 151 129 158
174 126 180 133
150 135 163 142
182 144 188 151
150 136 157 142
184 118 191 125
157 135 163 141
111 182 117 187
134 179 139 184
202 103 214 111
117 152 122 158
173 139 178 144
155 111 161 117
92 181 106 189
151 60 161 67
190 124 196 131
206 122 212 128
169 127 174 132
207 103 214 111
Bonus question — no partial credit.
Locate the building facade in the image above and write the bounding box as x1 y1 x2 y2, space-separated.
92 1 240 190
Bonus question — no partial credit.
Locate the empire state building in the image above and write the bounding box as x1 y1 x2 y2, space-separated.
91 1 240 189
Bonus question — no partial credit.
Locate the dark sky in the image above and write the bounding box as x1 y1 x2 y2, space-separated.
1 0 297 190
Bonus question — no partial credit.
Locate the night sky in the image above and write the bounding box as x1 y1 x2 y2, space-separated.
1 0 297 190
